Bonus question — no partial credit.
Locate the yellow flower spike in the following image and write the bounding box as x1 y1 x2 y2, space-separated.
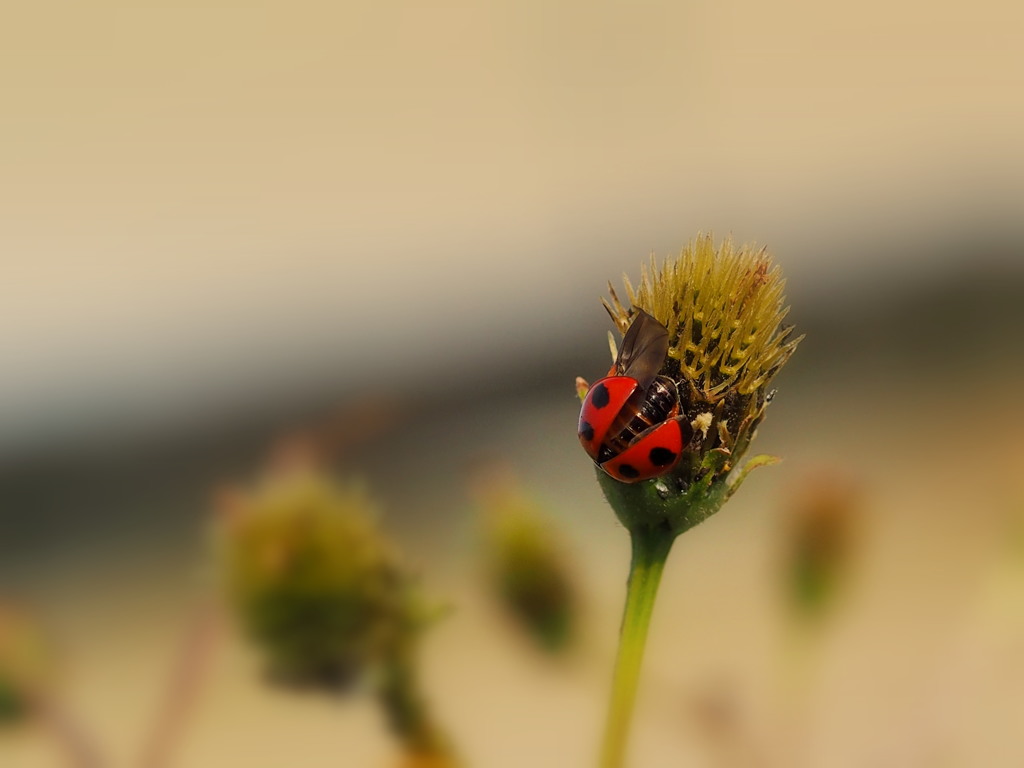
605 234 799 412
591 234 801 511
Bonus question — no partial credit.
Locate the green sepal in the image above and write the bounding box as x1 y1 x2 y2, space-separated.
725 454 781 502
596 451 781 540
575 377 590 403
596 465 728 541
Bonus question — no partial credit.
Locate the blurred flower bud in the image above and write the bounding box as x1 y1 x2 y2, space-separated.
217 469 457 763
0 602 54 726
780 471 862 622
473 462 577 654
218 472 411 690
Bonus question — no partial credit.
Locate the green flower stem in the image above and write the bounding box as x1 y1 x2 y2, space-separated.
600 525 675 768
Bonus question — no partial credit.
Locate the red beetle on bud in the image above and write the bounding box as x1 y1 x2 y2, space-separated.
578 309 691 483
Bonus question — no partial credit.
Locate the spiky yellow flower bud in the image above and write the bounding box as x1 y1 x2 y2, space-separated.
586 234 801 536
603 234 801 481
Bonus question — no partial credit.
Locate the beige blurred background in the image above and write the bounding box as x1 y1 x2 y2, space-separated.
2 1 1024 766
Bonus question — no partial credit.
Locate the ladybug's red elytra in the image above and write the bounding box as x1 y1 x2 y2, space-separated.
578 309 690 483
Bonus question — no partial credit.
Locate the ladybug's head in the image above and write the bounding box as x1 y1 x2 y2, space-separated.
611 309 669 391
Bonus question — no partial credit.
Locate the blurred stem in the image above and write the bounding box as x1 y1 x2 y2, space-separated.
36 694 105 768
138 601 222 768
377 642 456 766
600 526 674 768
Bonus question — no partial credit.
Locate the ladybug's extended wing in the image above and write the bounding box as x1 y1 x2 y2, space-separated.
613 309 669 392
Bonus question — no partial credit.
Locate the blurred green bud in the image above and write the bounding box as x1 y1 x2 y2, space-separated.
781 472 861 621
473 463 577 653
0 602 54 726
218 473 413 690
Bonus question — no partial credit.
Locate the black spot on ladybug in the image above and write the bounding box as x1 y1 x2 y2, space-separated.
580 421 595 441
648 447 677 467
617 463 640 479
591 382 611 409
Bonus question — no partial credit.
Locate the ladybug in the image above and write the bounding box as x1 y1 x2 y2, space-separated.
578 309 690 483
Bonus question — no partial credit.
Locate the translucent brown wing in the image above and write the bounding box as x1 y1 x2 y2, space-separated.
613 309 669 391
